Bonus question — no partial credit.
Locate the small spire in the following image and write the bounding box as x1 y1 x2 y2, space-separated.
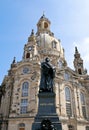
41 12 45 19
30 29 34 36
10 57 16 68
75 46 78 53
74 46 80 58
28 29 36 42
43 11 45 16
12 57 16 64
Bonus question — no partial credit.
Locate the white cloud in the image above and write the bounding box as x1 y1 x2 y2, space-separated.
72 37 89 73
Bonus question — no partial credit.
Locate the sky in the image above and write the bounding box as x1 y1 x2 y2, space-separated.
0 0 89 84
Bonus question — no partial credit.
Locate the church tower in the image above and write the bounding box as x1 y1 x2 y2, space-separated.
23 29 38 60
73 47 87 75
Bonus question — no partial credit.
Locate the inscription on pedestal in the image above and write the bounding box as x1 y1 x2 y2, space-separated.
40 103 53 106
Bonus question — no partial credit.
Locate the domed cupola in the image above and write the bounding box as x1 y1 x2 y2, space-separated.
35 15 65 59
37 14 53 36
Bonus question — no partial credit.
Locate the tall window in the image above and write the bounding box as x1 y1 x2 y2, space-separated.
80 92 86 118
20 99 28 114
19 123 25 130
26 53 30 58
22 82 29 97
52 41 56 48
78 69 82 74
65 87 72 117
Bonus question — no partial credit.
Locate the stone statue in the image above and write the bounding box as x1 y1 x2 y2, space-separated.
39 57 56 92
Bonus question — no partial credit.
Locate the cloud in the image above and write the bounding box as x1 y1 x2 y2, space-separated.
73 37 89 73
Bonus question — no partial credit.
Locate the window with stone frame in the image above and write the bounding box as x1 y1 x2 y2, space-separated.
78 68 82 74
68 125 74 130
64 72 70 81
20 99 28 114
26 52 30 58
80 92 87 119
22 82 29 97
52 41 57 48
65 87 72 117
58 60 63 68
19 123 25 130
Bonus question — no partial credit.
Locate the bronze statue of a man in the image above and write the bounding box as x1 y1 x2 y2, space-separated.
39 57 56 92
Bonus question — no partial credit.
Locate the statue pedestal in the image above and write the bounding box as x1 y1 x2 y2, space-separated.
31 92 62 130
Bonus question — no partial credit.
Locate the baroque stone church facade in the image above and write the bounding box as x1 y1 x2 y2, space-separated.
0 14 89 130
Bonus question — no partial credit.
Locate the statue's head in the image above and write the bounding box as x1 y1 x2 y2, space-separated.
45 57 50 62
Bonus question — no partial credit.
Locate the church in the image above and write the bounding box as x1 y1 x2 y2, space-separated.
0 14 89 130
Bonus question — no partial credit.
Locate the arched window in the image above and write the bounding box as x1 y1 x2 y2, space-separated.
68 125 74 130
22 82 29 97
19 123 25 130
44 22 48 29
78 69 82 74
26 53 30 58
65 87 72 117
80 92 86 118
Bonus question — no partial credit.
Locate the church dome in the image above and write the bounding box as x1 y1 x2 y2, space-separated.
36 33 63 54
36 14 64 58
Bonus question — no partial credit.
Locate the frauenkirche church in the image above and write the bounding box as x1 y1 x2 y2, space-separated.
0 14 89 130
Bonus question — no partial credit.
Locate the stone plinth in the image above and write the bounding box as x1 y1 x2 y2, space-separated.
31 92 62 130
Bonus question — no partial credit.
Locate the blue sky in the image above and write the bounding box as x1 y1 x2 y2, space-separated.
0 0 89 84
